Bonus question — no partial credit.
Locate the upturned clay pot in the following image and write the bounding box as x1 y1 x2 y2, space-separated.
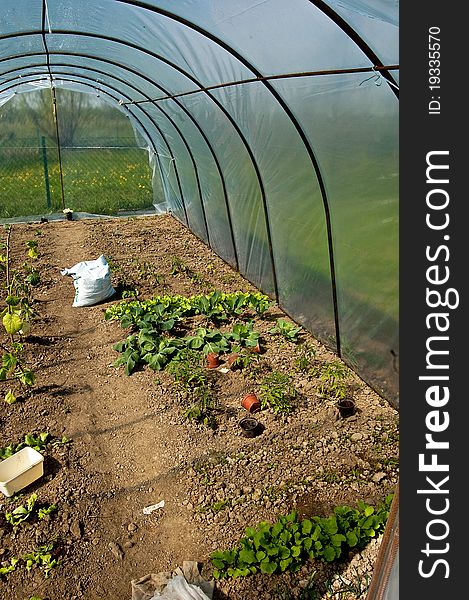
226 352 239 367
207 352 220 369
337 398 355 418
242 392 261 413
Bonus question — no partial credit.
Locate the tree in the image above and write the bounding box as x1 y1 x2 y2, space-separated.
17 88 100 147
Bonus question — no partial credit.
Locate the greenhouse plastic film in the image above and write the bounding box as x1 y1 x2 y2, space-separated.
179 92 275 296
210 81 336 344
273 73 398 403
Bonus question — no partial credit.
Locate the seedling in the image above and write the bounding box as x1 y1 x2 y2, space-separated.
5 493 38 526
228 321 260 350
259 371 297 414
22 543 61 577
269 318 301 343
311 360 350 400
294 343 317 372
0 431 52 460
210 495 393 579
4 493 57 526
185 327 230 355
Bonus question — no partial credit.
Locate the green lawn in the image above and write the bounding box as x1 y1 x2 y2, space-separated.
0 147 158 218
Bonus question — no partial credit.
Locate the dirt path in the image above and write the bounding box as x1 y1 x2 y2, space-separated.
3 221 208 599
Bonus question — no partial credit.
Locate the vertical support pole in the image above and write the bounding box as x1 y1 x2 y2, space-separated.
40 136 51 209
50 86 66 210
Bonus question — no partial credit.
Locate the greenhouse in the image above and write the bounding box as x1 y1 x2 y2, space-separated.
0 2 399 599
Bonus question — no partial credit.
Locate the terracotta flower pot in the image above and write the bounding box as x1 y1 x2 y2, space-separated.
226 352 239 367
207 352 220 369
242 392 261 413
337 398 355 418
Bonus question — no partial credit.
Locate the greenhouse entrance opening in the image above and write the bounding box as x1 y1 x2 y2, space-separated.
0 87 160 220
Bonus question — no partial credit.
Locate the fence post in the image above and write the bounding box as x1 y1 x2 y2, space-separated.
41 136 51 209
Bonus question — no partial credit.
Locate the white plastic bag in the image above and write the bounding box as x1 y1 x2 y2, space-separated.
61 255 115 307
150 575 211 600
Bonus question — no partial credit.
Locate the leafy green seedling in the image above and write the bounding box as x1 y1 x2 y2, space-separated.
259 371 297 415
269 319 301 343
5 493 38 526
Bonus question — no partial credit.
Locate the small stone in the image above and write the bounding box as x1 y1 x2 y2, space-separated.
351 433 363 442
69 520 83 538
372 471 386 484
109 541 124 560
127 523 138 532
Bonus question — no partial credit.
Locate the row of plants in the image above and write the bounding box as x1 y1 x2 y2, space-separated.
210 495 393 579
0 431 69 460
104 289 272 326
106 287 360 425
0 225 41 404
0 429 66 582
105 290 271 374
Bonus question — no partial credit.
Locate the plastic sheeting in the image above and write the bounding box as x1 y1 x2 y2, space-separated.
0 1 399 409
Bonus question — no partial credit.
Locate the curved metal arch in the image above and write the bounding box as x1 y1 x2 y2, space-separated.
0 29 280 301
0 54 240 268
0 72 193 224
117 0 398 97
111 0 341 350
0 61 212 245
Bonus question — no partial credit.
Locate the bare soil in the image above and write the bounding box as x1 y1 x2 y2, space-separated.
0 214 399 600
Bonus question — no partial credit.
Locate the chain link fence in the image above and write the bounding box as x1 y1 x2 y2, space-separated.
0 137 156 220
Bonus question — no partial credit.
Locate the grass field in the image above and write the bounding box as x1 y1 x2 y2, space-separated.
0 147 158 218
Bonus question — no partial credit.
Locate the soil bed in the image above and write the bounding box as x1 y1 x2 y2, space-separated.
0 214 399 600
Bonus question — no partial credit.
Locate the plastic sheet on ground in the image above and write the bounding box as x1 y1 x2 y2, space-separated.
131 561 214 600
